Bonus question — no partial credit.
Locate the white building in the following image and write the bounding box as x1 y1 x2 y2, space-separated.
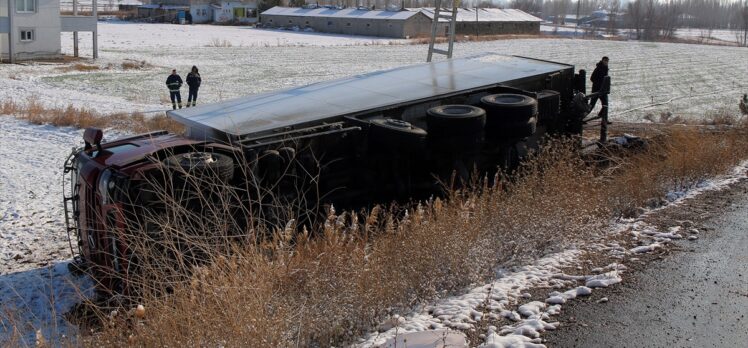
145 0 257 24
1 0 98 62
213 1 257 24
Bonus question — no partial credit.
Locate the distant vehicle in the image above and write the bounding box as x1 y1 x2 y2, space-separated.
63 54 602 294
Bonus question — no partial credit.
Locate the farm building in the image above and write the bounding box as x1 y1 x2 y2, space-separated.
416 8 541 36
259 6 433 38
136 4 190 22
137 0 257 24
259 6 541 38
1 0 98 62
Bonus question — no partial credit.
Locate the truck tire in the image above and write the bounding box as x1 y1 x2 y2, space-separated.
163 152 234 183
426 105 486 138
488 117 538 139
481 93 538 127
369 118 427 152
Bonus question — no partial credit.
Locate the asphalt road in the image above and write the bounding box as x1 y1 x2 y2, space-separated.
545 189 748 348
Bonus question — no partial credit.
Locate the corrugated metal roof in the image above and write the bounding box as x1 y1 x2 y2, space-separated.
414 8 542 22
261 6 419 20
138 4 189 10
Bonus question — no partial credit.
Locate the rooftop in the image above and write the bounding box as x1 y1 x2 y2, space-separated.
414 8 543 22
260 6 542 22
260 6 419 20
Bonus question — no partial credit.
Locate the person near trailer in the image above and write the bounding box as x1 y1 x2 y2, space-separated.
166 69 183 110
588 56 609 117
186 66 201 108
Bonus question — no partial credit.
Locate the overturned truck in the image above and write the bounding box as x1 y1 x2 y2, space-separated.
63 53 600 293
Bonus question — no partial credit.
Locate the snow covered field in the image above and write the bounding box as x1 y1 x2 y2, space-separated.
675 28 744 45
1 24 748 345
0 22 745 119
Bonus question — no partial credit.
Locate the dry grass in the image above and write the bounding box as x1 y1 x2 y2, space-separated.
205 38 234 47
120 60 151 70
606 125 748 215
0 99 184 134
644 107 746 126
70 121 748 347
55 63 101 72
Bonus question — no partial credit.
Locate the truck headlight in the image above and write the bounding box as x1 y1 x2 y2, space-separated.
98 169 113 205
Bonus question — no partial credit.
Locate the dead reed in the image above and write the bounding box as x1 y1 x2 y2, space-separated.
1 99 184 134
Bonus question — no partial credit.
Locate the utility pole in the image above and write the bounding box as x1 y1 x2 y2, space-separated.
475 4 478 38
575 0 580 36
73 0 79 57
8 0 15 63
93 0 98 59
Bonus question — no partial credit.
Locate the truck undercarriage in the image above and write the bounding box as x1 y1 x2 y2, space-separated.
63 53 604 295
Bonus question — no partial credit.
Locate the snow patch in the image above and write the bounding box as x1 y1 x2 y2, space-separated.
479 332 545 348
585 272 622 288
0 261 95 345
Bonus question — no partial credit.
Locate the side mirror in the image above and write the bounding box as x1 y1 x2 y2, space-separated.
601 76 611 95
83 128 103 151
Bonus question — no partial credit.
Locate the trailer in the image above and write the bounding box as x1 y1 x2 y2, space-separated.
63 53 598 294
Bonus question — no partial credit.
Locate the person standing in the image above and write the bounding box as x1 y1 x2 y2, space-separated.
588 56 609 117
166 69 183 110
186 66 201 108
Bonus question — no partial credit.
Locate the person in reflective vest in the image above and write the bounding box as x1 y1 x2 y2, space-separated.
166 69 183 110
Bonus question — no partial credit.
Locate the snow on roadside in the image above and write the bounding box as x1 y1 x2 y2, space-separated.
355 249 582 347
0 261 95 346
355 160 748 347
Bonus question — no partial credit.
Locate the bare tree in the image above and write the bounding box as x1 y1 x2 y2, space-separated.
660 0 680 39
627 0 644 39
607 0 620 35
511 0 542 13
739 0 748 46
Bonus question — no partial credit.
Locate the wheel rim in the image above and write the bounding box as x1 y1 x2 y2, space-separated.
181 152 215 164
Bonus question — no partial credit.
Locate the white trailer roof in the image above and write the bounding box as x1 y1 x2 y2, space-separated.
260 6 419 20
168 54 570 139
414 8 542 22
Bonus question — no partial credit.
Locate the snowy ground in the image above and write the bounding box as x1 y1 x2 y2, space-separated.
0 262 95 346
674 28 744 45
0 22 745 119
0 118 84 272
62 21 401 51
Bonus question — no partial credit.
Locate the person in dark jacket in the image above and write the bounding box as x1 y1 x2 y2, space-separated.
166 69 183 110
588 56 609 116
186 66 201 108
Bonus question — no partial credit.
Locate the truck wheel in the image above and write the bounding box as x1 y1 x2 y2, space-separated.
489 117 538 139
426 105 486 138
481 93 538 127
163 152 234 182
369 118 427 152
